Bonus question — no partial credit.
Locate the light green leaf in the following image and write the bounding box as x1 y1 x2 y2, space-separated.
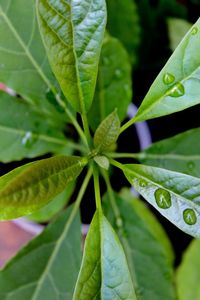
123 164 200 238
37 0 107 113
167 18 192 51
103 191 175 300
106 0 140 65
28 181 75 223
0 155 87 220
0 206 82 300
94 155 110 170
88 35 132 130
0 91 68 162
176 239 200 300
93 110 120 152
138 127 200 177
0 0 62 117
134 18 200 122
73 210 136 300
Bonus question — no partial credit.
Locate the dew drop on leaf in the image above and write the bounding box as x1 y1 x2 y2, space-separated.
154 188 172 209
187 161 195 170
191 26 198 35
138 179 148 188
168 82 185 97
183 208 197 225
115 69 122 79
163 73 175 85
22 131 37 148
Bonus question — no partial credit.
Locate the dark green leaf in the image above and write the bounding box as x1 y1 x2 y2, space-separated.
103 191 175 300
73 210 136 300
138 127 200 177
37 0 107 113
0 155 87 220
134 18 200 122
93 110 120 152
176 239 200 300
0 206 82 300
123 164 200 237
106 0 140 65
88 35 132 130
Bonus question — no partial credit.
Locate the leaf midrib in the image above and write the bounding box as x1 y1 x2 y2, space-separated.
141 153 200 161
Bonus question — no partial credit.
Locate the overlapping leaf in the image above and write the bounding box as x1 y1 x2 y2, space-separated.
133 18 200 122
0 155 87 220
167 18 192 51
123 164 200 237
37 0 107 113
0 206 82 300
73 210 136 300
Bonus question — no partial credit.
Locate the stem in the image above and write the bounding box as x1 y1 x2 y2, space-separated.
119 117 137 135
93 165 102 211
107 152 141 160
81 112 92 147
109 158 124 171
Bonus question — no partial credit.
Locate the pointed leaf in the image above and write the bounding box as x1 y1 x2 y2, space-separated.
0 206 82 300
94 155 110 170
103 191 175 300
0 155 87 220
73 210 136 300
176 239 200 300
94 110 120 152
123 164 200 237
88 35 132 130
37 0 107 113
138 127 200 177
134 18 200 122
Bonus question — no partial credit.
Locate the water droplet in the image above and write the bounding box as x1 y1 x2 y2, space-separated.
115 69 122 79
168 82 185 97
154 188 172 209
183 209 197 225
187 161 195 170
138 179 148 188
191 27 198 35
22 131 37 148
163 73 175 85
103 57 110 66
116 217 123 228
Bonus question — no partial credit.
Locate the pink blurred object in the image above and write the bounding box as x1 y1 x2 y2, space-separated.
0 83 6 91
0 83 16 96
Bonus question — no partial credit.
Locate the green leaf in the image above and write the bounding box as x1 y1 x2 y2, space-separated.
73 210 136 300
94 155 110 170
28 181 75 223
134 18 200 122
0 205 82 299
0 91 68 162
176 239 200 300
167 18 192 52
103 191 175 300
37 0 107 113
93 110 120 152
138 127 200 177
106 0 140 65
0 0 62 117
0 155 87 220
123 164 200 238
88 35 132 130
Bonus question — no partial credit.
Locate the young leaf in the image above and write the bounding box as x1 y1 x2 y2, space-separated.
106 0 140 65
73 210 137 300
0 206 82 300
0 0 60 116
0 92 68 162
123 164 200 237
134 18 200 122
176 239 200 300
94 155 110 170
0 155 87 220
103 191 175 300
138 127 200 177
93 110 120 152
37 0 107 113
88 35 132 130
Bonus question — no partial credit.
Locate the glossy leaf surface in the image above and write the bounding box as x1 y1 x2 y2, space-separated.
138 127 200 177
103 191 175 300
134 18 200 122
94 110 120 152
73 210 136 300
37 0 107 113
106 0 140 65
0 206 82 300
176 239 200 300
88 35 132 130
123 164 200 237
0 92 68 162
167 18 192 51
0 155 87 220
